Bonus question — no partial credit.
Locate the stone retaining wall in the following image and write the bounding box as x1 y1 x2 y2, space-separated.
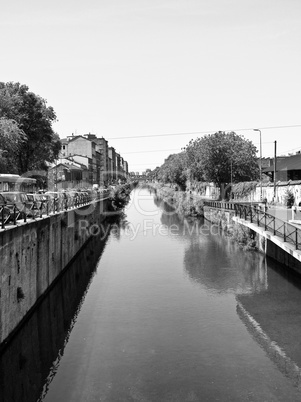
0 198 109 345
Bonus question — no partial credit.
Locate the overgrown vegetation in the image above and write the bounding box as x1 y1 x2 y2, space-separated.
231 181 258 200
109 182 137 211
150 183 204 218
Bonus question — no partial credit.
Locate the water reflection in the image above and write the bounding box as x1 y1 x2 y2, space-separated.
0 224 110 402
183 239 267 295
106 212 130 241
158 201 268 295
237 259 301 389
158 195 301 391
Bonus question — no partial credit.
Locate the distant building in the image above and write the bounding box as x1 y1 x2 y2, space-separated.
59 135 99 185
48 159 89 190
124 161 129 178
263 153 301 182
56 133 129 188
108 147 117 181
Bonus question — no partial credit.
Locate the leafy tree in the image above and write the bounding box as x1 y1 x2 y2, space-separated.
157 152 188 190
185 131 259 190
0 82 61 174
149 166 160 180
0 117 27 173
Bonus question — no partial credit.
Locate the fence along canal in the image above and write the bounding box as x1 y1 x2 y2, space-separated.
205 200 301 250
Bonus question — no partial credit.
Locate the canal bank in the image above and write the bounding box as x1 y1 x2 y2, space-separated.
0 197 110 346
203 204 301 275
147 183 204 217
146 183 301 274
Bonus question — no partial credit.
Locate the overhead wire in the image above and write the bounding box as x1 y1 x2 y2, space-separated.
122 142 274 156
106 124 301 140
118 124 300 169
123 148 180 154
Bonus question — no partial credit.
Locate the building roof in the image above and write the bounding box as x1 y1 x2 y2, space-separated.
64 164 82 171
263 153 301 173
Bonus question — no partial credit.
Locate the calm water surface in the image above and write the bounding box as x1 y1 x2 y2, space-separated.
2 187 301 401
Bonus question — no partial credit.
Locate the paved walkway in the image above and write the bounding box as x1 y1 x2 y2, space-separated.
267 206 301 225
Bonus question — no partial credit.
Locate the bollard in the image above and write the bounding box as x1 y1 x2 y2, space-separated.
292 206 297 221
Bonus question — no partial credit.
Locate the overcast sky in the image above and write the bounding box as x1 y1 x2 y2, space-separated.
1 0 301 172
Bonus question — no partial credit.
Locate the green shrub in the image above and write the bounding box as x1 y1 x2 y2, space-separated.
284 189 295 208
232 181 258 199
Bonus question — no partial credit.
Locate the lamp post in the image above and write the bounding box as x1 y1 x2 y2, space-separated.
230 158 233 198
274 140 277 201
253 129 262 201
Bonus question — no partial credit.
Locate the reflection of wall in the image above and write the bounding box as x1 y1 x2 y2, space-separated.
0 227 110 402
237 261 301 388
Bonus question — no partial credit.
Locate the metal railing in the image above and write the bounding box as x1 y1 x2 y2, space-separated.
204 201 301 250
0 190 110 230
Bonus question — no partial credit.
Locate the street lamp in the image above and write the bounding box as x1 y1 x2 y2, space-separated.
253 129 262 201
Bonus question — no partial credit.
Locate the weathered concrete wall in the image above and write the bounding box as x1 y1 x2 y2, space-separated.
265 239 301 274
0 198 109 344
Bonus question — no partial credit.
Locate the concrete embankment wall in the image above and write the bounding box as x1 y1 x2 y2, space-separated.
0 198 109 345
204 206 301 275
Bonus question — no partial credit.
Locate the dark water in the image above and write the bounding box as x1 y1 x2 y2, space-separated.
1 188 301 401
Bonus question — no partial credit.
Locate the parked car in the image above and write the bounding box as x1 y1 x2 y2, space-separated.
65 190 79 206
0 194 10 225
0 192 32 220
45 191 61 212
27 193 49 216
59 191 71 209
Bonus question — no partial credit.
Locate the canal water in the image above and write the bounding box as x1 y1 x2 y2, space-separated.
1 187 301 401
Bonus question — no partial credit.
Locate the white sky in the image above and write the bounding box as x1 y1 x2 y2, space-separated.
1 0 301 173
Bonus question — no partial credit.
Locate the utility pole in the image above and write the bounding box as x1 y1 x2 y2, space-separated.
274 141 277 201
253 129 262 201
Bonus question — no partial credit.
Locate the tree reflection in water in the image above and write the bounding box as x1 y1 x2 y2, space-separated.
158 198 267 295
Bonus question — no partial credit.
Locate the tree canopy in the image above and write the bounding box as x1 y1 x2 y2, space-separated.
185 131 259 186
0 117 26 173
156 152 188 190
0 82 61 174
154 132 259 196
